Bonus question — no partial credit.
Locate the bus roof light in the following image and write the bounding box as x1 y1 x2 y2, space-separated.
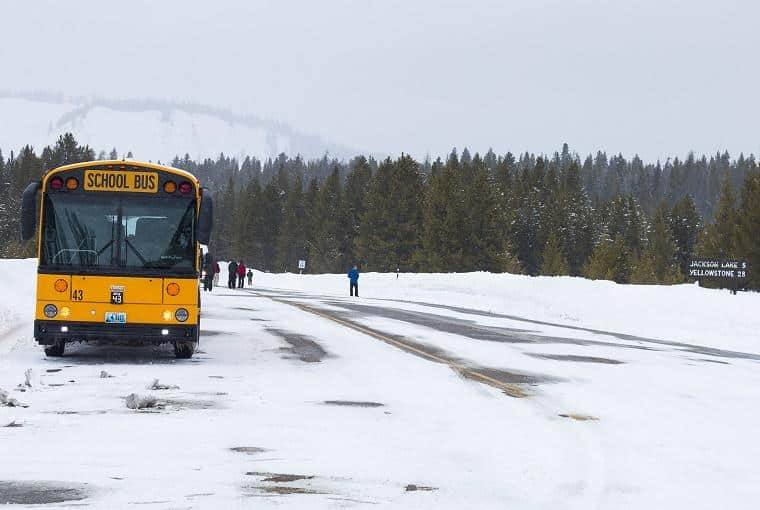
66 178 79 190
179 181 192 194
164 181 177 193
50 177 63 190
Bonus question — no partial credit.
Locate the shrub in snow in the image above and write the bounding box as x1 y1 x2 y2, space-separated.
0 388 25 408
100 371 114 378
24 368 34 388
125 393 157 410
147 379 179 390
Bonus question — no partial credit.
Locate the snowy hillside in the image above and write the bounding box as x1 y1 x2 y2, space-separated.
0 92 361 162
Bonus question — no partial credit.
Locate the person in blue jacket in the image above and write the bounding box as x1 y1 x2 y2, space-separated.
348 265 359 297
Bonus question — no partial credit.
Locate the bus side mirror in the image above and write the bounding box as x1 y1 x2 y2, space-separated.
197 192 213 245
20 181 40 241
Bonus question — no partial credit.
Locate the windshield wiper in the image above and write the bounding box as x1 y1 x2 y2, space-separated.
124 238 146 265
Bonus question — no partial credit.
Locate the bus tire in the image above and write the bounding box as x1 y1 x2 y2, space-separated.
44 341 65 357
174 341 195 359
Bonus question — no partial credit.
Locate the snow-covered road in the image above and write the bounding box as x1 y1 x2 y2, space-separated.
2 265 760 508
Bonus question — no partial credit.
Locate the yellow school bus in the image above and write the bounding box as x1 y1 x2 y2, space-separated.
20 160 213 358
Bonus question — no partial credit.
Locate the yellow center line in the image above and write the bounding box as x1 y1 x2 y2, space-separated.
262 293 527 398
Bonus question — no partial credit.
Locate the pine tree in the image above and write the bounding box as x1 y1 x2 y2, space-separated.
276 175 307 271
736 170 760 288
631 207 682 284
342 157 372 266
40 133 94 171
696 179 737 259
669 195 702 274
310 167 343 272
584 235 632 283
357 155 423 271
461 154 506 271
421 154 465 271
540 232 569 276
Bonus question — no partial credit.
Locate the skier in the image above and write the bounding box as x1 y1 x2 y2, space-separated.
228 260 238 289
348 265 359 297
247 269 253 287
237 260 246 288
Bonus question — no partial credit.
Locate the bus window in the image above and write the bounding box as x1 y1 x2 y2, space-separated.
41 193 196 274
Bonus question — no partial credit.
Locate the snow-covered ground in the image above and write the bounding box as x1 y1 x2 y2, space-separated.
1 259 759 508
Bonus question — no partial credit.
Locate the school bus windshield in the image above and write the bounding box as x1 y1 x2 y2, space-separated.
40 193 196 274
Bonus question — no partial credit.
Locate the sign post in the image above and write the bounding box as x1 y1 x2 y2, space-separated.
298 259 306 275
687 259 748 294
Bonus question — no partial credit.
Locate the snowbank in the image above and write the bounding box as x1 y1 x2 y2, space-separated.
3 259 757 354
0 259 37 338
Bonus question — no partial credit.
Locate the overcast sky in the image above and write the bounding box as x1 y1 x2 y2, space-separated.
2 0 758 161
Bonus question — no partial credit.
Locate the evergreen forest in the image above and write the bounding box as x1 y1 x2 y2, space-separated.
1 134 758 289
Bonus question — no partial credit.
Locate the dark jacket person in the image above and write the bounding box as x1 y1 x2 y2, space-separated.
228 260 238 289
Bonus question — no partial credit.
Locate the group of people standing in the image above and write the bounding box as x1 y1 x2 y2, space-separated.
204 254 362 297
227 260 253 289
202 255 252 291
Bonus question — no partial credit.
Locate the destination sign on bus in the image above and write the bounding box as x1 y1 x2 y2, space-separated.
83 170 158 193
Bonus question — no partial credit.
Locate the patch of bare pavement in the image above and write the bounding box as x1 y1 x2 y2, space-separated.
257 289 760 362
0 480 89 505
338 297 760 361
246 472 315 483
322 301 655 353
405 484 438 492
323 400 384 408
266 328 330 363
230 446 269 455
527 353 623 364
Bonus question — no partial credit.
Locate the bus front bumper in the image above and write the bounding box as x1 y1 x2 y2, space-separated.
34 320 197 345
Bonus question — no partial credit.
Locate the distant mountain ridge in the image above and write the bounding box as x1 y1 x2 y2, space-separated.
0 91 363 162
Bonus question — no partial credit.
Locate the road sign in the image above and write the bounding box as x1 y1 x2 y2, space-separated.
687 259 748 279
298 259 306 270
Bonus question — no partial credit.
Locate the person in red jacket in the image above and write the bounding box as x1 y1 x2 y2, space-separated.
213 261 220 287
236 260 246 288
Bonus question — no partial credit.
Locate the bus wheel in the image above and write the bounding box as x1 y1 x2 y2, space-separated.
44 341 65 357
174 341 196 359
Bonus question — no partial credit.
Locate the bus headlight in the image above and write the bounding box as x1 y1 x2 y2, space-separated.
59 306 71 318
43 304 58 318
162 310 172 321
175 308 189 322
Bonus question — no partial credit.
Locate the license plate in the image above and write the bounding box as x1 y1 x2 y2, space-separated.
105 312 127 324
